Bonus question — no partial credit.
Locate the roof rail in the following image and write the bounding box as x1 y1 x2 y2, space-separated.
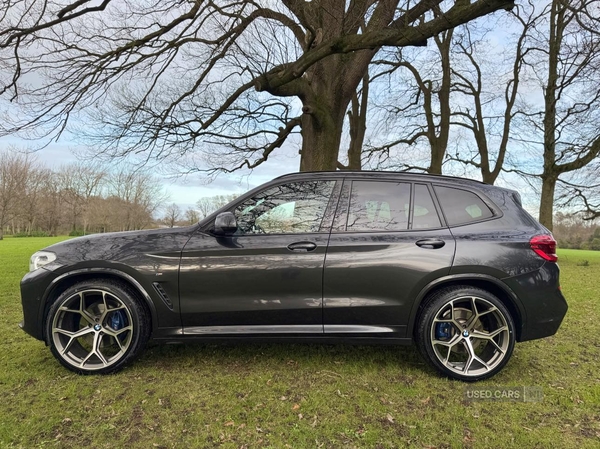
273 170 488 185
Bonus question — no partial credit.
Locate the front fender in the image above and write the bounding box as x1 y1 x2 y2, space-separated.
23 266 165 343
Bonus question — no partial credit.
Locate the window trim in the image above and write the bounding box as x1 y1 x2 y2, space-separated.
319 178 343 232
331 179 351 232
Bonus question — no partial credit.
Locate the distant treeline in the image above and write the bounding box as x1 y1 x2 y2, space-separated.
553 213 600 251
0 152 167 239
160 194 240 229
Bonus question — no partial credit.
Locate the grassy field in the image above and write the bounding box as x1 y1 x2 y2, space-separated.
1 237 599 448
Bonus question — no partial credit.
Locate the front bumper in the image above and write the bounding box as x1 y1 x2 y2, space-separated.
20 267 60 342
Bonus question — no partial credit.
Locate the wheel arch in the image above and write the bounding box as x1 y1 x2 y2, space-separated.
407 274 525 341
40 268 157 344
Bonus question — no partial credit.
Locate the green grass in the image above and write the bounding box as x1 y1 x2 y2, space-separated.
1 238 599 448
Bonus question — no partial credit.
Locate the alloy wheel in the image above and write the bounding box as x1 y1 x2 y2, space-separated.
51 289 134 371
429 295 511 377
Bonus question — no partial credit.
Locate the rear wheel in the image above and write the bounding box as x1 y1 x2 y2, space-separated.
415 286 515 381
46 279 150 374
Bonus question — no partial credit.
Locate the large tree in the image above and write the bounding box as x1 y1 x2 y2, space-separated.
361 0 600 231
540 0 600 229
358 1 539 182
0 0 513 174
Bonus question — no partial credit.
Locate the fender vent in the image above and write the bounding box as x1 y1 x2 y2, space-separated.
152 282 173 310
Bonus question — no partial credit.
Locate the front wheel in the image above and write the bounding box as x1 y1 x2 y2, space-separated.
46 279 150 374
415 286 515 381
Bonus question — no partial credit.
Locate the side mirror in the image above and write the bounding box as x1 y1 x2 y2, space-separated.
213 212 237 235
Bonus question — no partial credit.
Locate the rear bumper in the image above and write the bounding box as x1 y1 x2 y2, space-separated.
503 262 568 342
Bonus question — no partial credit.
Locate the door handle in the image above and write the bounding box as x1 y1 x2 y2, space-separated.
287 241 317 252
415 238 445 249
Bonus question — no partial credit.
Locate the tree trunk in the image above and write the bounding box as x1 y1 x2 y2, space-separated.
345 73 369 170
347 136 363 170
429 144 445 175
539 174 557 231
540 0 561 231
300 105 346 171
285 2 397 172
298 51 367 172
427 29 453 175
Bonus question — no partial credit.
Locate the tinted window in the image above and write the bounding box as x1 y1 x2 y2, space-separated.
413 184 441 229
234 181 335 234
347 181 410 231
434 186 493 226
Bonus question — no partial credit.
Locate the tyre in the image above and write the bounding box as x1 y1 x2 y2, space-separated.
415 286 515 381
46 279 150 374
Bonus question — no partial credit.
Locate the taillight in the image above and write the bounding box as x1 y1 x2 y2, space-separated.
530 235 558 262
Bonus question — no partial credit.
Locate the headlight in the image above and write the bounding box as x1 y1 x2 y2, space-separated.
29 251 57 272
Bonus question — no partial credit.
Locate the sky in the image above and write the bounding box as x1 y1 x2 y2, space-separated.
161 146 302 211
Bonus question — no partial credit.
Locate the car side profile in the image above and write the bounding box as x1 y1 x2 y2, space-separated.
20 171 568 381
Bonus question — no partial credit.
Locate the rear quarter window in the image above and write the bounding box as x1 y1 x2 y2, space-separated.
434 186 494 226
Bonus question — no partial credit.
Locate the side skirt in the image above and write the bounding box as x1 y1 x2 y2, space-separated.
151 325 413 345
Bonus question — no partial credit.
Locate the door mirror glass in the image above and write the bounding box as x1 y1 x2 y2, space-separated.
213 212 238 235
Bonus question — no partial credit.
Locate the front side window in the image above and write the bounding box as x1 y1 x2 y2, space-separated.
347 181 411 231
234 181 335 235
434 185 494 226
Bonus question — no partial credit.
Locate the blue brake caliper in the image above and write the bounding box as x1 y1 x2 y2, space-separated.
435 323 452 340
109 310 127 332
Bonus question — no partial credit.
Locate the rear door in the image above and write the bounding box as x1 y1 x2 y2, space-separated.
323 179 455 338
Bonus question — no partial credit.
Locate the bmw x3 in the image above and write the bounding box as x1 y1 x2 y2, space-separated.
20 171 568 381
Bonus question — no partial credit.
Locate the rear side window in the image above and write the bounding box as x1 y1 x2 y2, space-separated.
347 181 411 231
434 186 494 226
413 184 441 229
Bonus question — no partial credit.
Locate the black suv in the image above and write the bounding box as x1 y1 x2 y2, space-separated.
20 171 567 381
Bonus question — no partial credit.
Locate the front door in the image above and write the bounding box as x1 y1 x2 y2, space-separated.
179 179 339 335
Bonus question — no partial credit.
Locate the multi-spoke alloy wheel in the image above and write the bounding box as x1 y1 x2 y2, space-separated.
416 286 515 381
46 279 150 374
